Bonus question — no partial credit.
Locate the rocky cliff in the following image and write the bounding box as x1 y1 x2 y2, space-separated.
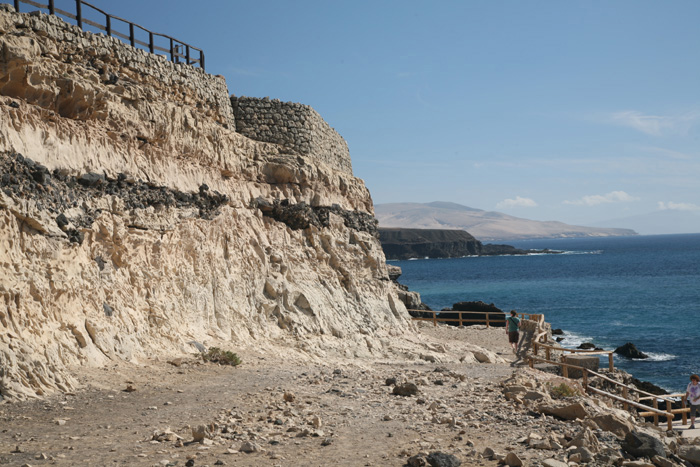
379 227 546 260
0 5 413 400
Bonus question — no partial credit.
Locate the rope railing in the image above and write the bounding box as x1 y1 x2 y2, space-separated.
10 0 205 70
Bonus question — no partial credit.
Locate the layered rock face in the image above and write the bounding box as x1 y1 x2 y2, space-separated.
0 6 410 400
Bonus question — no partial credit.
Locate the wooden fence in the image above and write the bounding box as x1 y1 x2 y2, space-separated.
533 341 615 372
528 355 690 431
409 310 543 328
11 0 205 70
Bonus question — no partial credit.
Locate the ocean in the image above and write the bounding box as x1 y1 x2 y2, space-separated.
388 233 700 393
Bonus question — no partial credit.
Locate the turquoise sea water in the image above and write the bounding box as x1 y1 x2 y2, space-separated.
389 233 700 392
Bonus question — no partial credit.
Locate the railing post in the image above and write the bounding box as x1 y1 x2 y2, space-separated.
458 312 463 327
653 399 659 425
170 38 175 63
149 32 154 54
562 365 568 378
683 395 688 425
75 0 82 29
106 15 111 36
666 400 673 431
486 313 489 328
200 50 205 71
546 347 551 361
622 387 629 411
13 0 19 13
608 353 614 372
582 369 588 391
186 45 190 65
432 312 436 327
528 357 533 369
48 0 55 15
129 23 135 47
533 342 538 356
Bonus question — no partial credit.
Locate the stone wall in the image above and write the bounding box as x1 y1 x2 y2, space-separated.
232 96 353 175
0 4 234 129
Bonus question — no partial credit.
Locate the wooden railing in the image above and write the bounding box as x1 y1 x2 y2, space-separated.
409 310 543 328
528 355 689 431
10 0 205 70
533 341 615 372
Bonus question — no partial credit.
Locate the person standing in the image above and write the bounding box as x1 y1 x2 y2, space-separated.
505 310 521 354
686 374 700 429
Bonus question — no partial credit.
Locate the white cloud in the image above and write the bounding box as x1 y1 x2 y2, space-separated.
564 191 639 207
609 110 699 136
496 196 538 209
657 201 700 211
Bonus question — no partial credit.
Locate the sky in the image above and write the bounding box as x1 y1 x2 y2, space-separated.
45 0 700 234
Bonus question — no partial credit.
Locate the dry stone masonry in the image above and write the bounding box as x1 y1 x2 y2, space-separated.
232 96 353 175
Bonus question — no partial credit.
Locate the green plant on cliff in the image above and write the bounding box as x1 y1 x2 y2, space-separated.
547 382 581 399
202 347 242 366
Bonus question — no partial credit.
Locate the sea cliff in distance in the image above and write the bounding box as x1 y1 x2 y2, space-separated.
375 201 637 241
379 227 556 260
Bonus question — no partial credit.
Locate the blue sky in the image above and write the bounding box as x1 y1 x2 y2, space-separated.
46 0 700 233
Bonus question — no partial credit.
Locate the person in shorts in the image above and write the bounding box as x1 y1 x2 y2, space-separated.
505 310 521 354
686 374 700 429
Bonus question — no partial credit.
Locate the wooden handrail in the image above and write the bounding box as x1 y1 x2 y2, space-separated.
409 310 526 328
528 355 684 430
533 342 615 372
11 0 205 70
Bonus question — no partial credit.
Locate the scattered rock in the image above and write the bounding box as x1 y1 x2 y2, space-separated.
615 342 649 359
503 452 523 466
426 451 461 467
622 431 666 459
393 382 419 397
678 445 700 465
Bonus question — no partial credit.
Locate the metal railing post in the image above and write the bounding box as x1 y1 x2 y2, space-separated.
186 45 190 65
200 51 205 71
149 32 154 53
48 0 54 15
169 38 174 63
106 15 111 36
13 0 19 12
129 23 135 47
75 0 82 29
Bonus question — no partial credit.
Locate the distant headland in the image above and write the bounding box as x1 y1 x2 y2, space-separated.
375 201 637 242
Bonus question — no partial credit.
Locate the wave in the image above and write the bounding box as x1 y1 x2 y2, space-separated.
556 250 603 255
638 352 677 362
555 330 596 349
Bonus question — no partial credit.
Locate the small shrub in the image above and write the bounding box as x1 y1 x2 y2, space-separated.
548 382 580 399
202 347 242 366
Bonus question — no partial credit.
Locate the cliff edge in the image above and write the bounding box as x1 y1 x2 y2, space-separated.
0 5 413 400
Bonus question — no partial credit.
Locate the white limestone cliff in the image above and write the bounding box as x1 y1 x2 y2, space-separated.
0 6 417 400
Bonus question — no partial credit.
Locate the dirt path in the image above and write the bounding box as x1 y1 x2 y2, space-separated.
0 326 572 466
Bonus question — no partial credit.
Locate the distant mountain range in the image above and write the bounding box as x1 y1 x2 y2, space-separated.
374 201 637 241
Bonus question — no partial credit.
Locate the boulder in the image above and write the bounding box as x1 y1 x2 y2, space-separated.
622 431 666 459
504 452 523 466
590 413 635 438
426 452 461 467
567 427 600 453
393 382 419 397
615 342 649 359
679 445 700 466
537 402 589 420
542 460 568 467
